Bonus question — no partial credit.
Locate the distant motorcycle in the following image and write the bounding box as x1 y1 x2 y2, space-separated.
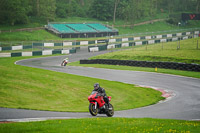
88 91 114 117
61 58 68 66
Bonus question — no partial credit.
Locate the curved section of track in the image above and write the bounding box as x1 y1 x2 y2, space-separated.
1 47 200 121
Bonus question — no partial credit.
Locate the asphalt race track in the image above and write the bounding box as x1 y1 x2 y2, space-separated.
1 47 200 121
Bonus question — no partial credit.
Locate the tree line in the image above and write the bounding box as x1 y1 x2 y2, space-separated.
0 0 200 26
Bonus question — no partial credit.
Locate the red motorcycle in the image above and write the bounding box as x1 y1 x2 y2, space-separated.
88 91 114 117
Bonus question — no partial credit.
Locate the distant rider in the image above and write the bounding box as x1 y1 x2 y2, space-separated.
62 58 68 66
93 83 109 109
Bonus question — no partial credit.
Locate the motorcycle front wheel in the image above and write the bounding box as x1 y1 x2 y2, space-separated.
106 103 114 117
89 103 98 116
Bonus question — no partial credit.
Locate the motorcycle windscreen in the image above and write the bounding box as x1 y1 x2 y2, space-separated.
91 91 98 95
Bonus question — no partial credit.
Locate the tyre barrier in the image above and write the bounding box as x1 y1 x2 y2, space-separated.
80 59 200 72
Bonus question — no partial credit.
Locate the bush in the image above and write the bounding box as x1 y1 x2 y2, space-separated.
166 18 179 25
166 13 181 25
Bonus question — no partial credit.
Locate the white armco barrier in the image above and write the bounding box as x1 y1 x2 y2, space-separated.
44 43 54 47
183 36 188 40
109 39 116 43
122 43 129 47
160 39 167 42
107 44 116 49
0 53 11 57
62 50 69 54
22 52 32 56
145 36 151 40
42 50 52 55
148 40 155 44
12 45 23 50
135 41 142 45
186 32 191 35
176 33 182 36
80 41 88 45
167 34 172 38
89 47 99 52
122 38 129 42
63 42 73 46
172 37 178 41
156 35 162 39
134 37 140 41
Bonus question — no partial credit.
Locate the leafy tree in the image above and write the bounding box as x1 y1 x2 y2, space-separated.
90 0 114 20
0 0 199 25
150 0 157 17
30 0 56 22
41 0 56 22
113 0 120 25
56 4 67 18
0 0 30 25
70 0 86 17
56 0 68 18
196 0 200 13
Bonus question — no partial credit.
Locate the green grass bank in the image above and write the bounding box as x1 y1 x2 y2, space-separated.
69 38 200 78
0 56 163 112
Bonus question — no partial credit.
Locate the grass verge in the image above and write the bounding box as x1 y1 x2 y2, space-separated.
69 38 200 78
0 30 62 41
0 56 163 112
69 62 200 79
91 38 200 64
0 118 199 133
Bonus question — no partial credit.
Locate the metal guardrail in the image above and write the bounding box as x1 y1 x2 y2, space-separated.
113 28 200 38
0 28 199 53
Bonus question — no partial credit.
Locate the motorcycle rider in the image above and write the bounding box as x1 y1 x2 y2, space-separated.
62 57 68 66
93 83 110 110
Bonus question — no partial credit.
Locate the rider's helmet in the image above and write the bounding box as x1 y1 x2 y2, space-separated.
94 83 100 90
64 58 68 61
